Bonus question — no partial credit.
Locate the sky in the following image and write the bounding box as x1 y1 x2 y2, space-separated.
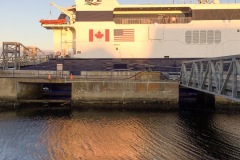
0 0 237 52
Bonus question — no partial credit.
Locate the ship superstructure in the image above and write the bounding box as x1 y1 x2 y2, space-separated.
40 0 240 59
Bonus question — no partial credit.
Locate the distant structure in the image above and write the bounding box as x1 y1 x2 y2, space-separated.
23 46 44 59
0 42 46 70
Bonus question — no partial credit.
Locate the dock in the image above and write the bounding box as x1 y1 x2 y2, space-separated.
1 42 239 110
0 70 179 109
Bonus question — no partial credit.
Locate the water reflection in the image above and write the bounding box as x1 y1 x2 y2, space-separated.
39 110 172 160
0 106 240 159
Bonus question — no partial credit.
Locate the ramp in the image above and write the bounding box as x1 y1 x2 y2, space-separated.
179 55 240 102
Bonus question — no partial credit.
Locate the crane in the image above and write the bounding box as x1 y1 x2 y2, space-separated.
50 1 76 24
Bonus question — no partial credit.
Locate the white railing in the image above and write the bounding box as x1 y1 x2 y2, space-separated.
114 17 192 24
0 70 70 79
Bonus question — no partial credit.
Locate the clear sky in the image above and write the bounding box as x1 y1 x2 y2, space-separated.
0 0 237 51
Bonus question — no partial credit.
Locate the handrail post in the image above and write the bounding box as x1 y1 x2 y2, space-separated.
232 58 237 98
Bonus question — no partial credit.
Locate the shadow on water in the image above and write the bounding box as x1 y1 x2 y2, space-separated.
178 110 240 159
16 104 72 119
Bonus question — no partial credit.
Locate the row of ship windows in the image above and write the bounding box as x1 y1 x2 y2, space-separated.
114 17 191 24
185 30 221 44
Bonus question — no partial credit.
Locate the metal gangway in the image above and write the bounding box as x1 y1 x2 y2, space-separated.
179 55 240 102
0 42 51 70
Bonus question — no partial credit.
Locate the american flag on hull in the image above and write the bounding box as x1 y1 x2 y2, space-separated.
114 29 135 42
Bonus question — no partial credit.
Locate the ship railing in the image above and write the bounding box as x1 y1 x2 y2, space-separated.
114 17 192 24
21 55 51 63
0 70 70 78
78 71 141 80
0 70 162 81
0 70 134 80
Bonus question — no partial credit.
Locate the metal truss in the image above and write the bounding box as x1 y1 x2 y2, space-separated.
1 42 22 70
179 55 240 102
1 42 46 70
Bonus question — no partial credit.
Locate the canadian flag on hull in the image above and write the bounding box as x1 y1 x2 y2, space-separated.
89 29 110 42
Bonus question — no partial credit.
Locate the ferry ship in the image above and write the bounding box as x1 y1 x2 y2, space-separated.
40 0 240 59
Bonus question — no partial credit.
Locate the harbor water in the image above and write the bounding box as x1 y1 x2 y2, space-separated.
0 106 240 160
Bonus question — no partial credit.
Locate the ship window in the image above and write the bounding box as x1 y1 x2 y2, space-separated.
200 30 207 44
186 30 220 44
207 30 214 44
185 31 192 44
193 31 199 44
215 30 221 44
113 7 192 24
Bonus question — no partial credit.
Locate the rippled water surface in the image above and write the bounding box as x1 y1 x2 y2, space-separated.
0 106 240 160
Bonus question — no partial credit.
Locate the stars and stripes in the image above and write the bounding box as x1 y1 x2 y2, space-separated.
114 29 135 42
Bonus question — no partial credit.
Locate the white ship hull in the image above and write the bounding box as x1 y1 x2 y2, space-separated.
42 1 240 59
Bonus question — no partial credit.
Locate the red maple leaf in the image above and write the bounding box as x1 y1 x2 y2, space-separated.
95 31 104 39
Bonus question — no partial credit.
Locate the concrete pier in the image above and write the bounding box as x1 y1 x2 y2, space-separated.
0 71 179 109
0 70 238 110
72 80 178 109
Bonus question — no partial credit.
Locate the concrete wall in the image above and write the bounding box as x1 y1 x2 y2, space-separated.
72 81 179 108
17 83 43 100
0 76 68 106
72 71 178 108
215 96 240 111
0 71 178 109
0 78 18 100
135 72 161 81
79 71 161 81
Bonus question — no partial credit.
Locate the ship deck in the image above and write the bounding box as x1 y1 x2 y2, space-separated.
21 58 198 74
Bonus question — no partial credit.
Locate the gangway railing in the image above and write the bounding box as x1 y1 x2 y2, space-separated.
179 55 240 102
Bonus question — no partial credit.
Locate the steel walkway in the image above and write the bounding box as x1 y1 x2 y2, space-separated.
179 55 240 102
0 42 50 70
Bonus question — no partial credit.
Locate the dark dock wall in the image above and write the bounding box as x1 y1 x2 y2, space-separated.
179 86 215 110
18 83 43 100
